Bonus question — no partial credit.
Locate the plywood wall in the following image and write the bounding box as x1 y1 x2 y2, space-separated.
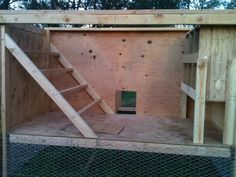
51 30 185 117
204 26 236 131
6 25 51 129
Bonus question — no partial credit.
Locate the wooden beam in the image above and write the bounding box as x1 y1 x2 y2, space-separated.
45 27 192 32
182 53 198 63
60 84 88 94
5 33 97 138
118 107 136 112
1 25 7 177
0 10 236 25
193 56 208 144
223 59 236 145
181 82 196 100
9 134 232 158
51 44 114 114
78 99 101 115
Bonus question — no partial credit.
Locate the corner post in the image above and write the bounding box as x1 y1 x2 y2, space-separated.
223 59 236 145
193 56 208 144
1 25 7 177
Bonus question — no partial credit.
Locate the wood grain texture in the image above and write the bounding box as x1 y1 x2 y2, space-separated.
0 10 236 25
51 31 185 117
5 34 97 138
1 25 7 177
9 111 225 156
5 25 51 129
193 26 210 144
204 26 236 136
207 26 236 101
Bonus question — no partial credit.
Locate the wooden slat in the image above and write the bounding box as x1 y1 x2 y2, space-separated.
118 107 136 112
223 59 236 145
0 10 236 25
1 25 7 177
60 84 88 94
182 53 198 63
78 99 101 115
193 56 208 144
41 68 73 75
24 50 60 56
181 82 196 100
45 27 191 32
5 33 97 138
51 44 114 114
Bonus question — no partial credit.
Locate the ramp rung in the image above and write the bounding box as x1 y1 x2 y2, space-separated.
60 84 88 94
24 51 60 57
41 68 73 73
78 99 101 115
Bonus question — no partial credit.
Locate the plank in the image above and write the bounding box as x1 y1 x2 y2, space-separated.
181 82 196 100
41 68 73 75
51 44 114 114
60 84 88 94
193 56 208 144
223 59 236 145
118 107 136 112
9 134 231 158
5 33 97 138
24 50 60 56
78 99 101 115
45 27 191 32
1 25 7 177
0 10 236 25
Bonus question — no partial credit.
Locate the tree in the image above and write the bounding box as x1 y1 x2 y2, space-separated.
14 0 228 11
128 0 181 9
180 0 223 9
226 0 236 9
0 0 17 9
19 0 72 10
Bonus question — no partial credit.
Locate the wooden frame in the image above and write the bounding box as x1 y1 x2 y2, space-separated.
9 133 231 158
0 10 236 25
1 10 236 177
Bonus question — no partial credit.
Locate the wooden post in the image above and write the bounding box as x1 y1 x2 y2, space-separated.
1 25 7 177
193 56 208 144
223 59 236 145
180 92 187 118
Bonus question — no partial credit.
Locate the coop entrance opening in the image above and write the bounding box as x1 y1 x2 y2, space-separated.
116 90 136 114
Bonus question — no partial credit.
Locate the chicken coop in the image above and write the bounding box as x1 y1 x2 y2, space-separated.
1 10 236 177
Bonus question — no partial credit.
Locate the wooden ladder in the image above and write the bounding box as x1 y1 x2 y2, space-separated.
5 33 113 138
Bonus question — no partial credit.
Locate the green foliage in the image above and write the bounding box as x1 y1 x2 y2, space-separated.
7 0 228 10
0 0 12 9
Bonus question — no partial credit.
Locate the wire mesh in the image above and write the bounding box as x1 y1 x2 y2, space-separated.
6 141 236 177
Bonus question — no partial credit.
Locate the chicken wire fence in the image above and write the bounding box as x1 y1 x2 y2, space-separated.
6 141 236 177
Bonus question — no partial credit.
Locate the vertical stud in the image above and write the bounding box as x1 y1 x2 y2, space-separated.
1 25 7 177
193 56 208 144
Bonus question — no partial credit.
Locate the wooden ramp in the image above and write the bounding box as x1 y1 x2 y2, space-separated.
5 33 113 138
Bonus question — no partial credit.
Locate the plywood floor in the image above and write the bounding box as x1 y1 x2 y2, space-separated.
10 111 222 145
